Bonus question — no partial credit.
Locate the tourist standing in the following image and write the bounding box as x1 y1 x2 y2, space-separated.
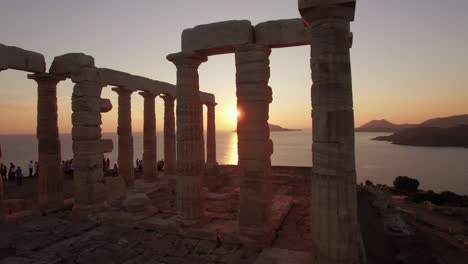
34 161 39 177
1 164 6 181
16 166 23 186
28 160 33 177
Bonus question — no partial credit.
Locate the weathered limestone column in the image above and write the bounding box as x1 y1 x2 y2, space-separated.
112 87 135 186
167 52 207 223
235 44 273 242
140 92 158 181
71 68 107 218
299 1 365 263
200 103 205 164
206 102 217 166
162 95 176 176
28 73 65 210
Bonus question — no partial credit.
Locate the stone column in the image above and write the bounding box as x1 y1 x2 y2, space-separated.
235 44 273 243
28 73 65 211
299 1 365 263
162 95 176 176
140 92 158 182
0 144 4 222
206 102 217 166
200 103 205 164
70 68 107 218
112 87 135 187
167 52 207 223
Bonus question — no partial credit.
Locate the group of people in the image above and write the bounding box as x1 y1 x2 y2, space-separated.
135 158 165 172
0 160 38 186
61 159 74 175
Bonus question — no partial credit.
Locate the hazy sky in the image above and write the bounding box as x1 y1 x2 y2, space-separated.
0 0 467 134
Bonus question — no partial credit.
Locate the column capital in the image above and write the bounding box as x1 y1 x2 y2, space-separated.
298 0 356 26
139 91 158 99
111 86 134 95
167 52 208 68
204 102 217 107
28 73 66 84
161 94 176 103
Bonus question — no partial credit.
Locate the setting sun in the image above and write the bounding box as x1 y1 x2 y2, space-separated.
230 108 240 123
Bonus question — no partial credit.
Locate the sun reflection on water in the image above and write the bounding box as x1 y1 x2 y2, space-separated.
227 132 238 165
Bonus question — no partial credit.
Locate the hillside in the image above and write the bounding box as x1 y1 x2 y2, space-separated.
355 119 416 132
373 125 468 147
420 114 468 128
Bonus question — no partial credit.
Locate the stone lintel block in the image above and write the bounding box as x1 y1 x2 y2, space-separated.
72 126 102 140
0 43 46 73
312 141 355 176
101 139 113 153
298 0 356 24
255 19 310 48
182 20 254 56
72 112 102 126
100 99 113 113
49 53 95 76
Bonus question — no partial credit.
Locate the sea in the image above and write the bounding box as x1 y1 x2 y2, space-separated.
1 131 467 195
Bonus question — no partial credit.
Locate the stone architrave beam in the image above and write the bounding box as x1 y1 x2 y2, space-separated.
100 99 113 113
99 68 177 98
182 20 254 56
200 92 215 105
255 19 310 48
0 43 46 73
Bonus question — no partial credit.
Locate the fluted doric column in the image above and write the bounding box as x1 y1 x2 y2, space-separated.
167 52 208 224
70 68 107 218
235 44 273 243
206 102 217 166
28 73 65 211
299 1 365 263
200 104 205 165
162 95 176 176
140 92 158 182
112 87 134 186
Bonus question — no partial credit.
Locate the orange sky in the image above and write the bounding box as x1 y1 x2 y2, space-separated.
0 0 467 134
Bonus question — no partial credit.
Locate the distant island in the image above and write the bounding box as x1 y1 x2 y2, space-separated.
373 125 468 147
233 123 301 132
363 114 468 147
355 119 416 132
356 114 468 132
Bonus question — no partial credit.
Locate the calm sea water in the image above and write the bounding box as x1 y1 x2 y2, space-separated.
1 131 467 194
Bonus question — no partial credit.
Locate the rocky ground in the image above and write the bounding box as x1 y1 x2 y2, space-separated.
1 177 468 263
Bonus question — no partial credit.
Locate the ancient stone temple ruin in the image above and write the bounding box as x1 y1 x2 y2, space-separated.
0 1 365 263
